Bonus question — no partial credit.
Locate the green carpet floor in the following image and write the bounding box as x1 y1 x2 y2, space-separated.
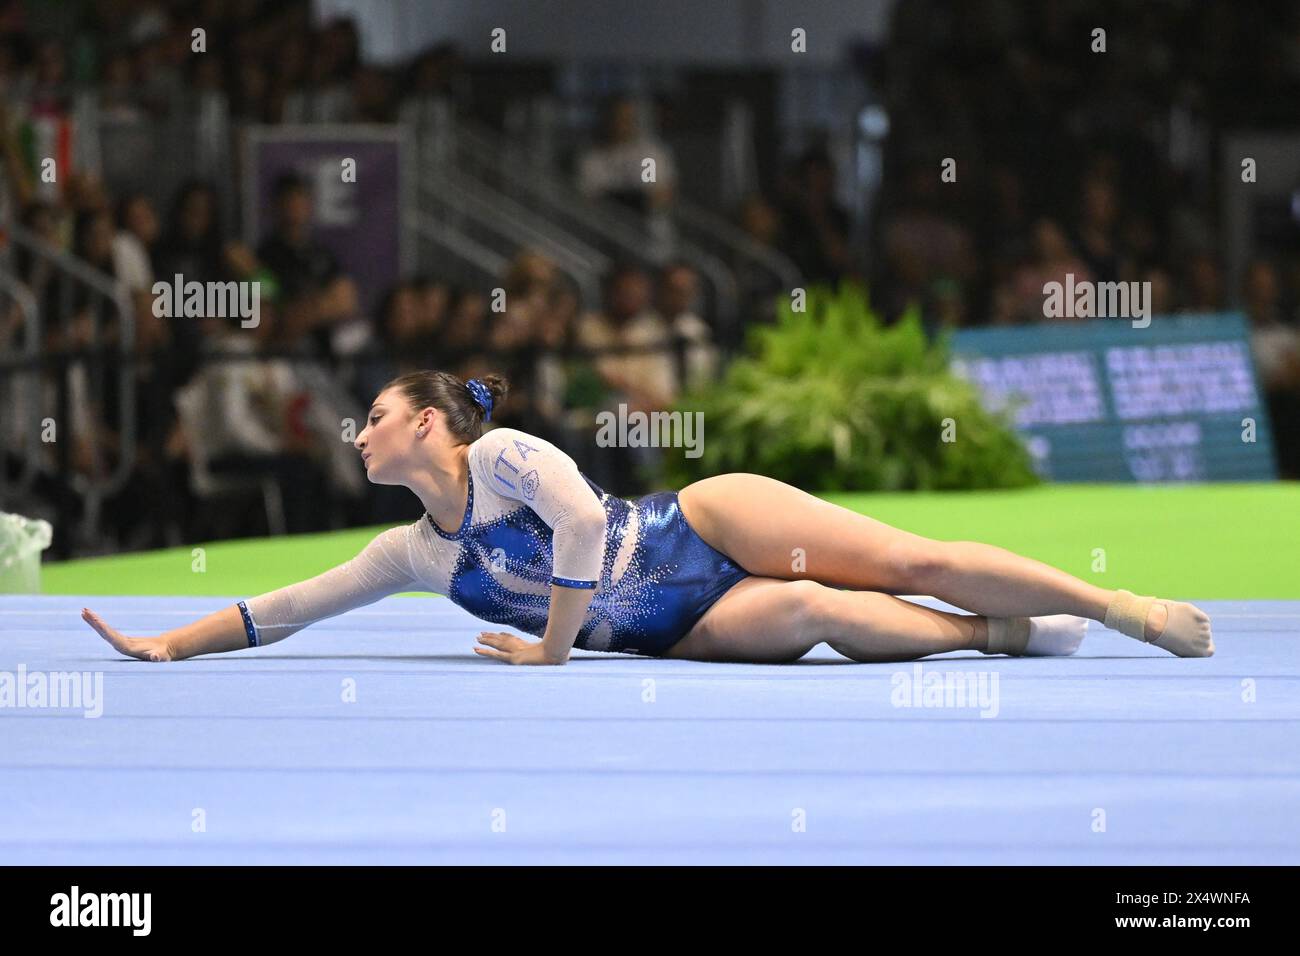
36 483 1298 599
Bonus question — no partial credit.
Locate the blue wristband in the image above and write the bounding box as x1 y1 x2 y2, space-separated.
237 600 261 648
551 576 597 590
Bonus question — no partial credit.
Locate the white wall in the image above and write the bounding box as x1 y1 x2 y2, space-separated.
314 0 896 65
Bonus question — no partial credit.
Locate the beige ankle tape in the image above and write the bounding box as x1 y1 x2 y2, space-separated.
985 616 1030 655
1105 589 1155 642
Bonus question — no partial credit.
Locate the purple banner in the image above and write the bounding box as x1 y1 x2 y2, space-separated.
244 128 406 317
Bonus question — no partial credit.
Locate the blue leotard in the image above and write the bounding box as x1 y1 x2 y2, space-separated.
240 427 750 656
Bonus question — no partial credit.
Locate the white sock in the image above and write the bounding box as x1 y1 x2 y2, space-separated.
1023 614 1088 656
983 614 1087 656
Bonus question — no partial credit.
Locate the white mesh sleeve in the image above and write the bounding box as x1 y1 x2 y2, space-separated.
473 428 607 587
241 524 421 644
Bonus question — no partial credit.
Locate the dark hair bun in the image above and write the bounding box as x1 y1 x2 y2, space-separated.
478 373 509 409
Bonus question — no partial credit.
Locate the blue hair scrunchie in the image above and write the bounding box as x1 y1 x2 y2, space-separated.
466 378 493 421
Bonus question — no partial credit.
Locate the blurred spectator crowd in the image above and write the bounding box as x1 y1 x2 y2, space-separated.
873 0 1300 474
0 0 1298 559
0 0 739 556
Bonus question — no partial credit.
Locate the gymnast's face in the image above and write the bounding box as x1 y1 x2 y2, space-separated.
355 388 429 485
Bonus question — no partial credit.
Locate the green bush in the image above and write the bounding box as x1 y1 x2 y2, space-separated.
664 282 1041 492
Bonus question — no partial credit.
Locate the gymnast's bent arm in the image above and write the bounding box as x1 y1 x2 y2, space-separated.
81 525 421 661
475 429 608 664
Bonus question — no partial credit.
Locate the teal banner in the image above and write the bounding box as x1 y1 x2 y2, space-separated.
949 314 1277 482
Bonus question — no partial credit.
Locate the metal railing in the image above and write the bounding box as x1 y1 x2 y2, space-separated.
421 165 609 308
446 121 745 342
673 200 801 292
408 212 510 292
448 118 801 346
0 269 41 500
2 223 136 550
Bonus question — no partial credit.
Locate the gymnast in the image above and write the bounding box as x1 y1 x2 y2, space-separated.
82 371 1214 665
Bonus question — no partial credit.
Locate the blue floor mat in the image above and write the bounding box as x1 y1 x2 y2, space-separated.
2 594 1297 864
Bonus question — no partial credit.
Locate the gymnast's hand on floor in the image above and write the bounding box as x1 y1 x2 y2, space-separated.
81 608 175 662
474 632 568 665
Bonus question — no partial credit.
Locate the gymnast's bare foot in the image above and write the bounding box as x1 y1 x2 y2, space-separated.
1143 601 1215 657
1144 603 1167 642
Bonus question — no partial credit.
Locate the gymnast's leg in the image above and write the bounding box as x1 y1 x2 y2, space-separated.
677 474 1212 657
662 576 991 664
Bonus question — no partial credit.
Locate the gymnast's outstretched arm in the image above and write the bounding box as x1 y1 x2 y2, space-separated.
81 525 421 661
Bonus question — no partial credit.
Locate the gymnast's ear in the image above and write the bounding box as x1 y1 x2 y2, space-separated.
420 404 458 439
